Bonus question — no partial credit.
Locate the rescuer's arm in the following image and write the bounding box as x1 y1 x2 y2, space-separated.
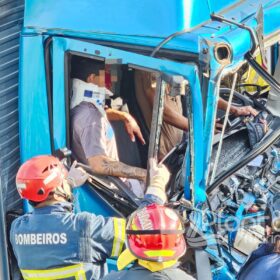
143 158 169 204
88 155 147 182
67 161 89 187
136 70 188 131
106 108 146 144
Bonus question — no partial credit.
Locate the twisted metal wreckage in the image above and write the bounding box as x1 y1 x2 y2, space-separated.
7 0 280 279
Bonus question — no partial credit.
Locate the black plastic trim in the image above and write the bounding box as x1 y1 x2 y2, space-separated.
44 36 54 153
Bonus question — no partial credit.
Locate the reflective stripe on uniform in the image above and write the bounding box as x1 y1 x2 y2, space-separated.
111 218 125 257
144 249 176 257
21 263 86 280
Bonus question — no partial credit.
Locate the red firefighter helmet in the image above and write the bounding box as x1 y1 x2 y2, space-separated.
16 155 68 202
126 203 186 262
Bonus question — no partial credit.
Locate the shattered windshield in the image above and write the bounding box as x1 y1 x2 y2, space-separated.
209 56 280 184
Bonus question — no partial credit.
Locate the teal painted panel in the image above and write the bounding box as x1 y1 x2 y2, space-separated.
19 35 52 161
24 0 187 37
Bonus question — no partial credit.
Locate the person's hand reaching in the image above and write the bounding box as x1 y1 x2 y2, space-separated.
67 161 89 188
146 158 170 203
149 158 170 191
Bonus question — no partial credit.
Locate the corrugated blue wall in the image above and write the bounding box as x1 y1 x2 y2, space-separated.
0 0 24 279
0 0 23 210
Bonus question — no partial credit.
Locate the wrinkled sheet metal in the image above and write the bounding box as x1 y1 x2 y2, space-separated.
22 1 280 56
24 0 238 37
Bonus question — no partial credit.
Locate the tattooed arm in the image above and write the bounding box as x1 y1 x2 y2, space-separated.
88 155 147 182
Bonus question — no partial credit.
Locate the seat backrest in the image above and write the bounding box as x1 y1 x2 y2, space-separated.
119 68 150 168
110 120 143 168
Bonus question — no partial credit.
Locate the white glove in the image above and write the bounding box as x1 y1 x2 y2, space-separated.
67 161 89 188
149 158 170 190
146 158 170 203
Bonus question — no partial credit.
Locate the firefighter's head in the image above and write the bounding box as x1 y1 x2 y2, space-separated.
117 203 186 271
16 155 73 206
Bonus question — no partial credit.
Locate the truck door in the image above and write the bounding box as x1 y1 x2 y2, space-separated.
49 37 205 213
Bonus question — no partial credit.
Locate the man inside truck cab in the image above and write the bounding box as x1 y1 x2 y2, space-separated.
134 70 259 160
70 58 147 197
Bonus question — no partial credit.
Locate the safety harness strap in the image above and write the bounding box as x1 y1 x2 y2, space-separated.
21 263 87 280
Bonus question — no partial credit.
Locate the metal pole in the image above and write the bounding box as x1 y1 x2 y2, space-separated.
147 74 166 186
210 73 238 184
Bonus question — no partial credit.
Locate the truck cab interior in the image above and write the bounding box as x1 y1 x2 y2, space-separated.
66 51 280 214
65 53 189 216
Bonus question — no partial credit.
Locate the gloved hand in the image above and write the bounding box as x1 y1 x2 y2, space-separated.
146 158 170 203
67 161 89 188
149 158 170 191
